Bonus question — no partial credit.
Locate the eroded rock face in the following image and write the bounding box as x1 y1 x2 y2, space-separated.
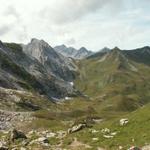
22 39 79 99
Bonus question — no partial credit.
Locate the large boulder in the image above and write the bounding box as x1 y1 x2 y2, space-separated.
68 123 87 134
120 118 129 126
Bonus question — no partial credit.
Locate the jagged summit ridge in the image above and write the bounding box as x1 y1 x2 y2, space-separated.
23 38 77 81
54 45 93 59
23 38 57 63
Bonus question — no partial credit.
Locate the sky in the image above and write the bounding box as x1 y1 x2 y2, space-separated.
0 0 150 51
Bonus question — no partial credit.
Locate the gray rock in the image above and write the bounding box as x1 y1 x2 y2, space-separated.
68 123 87 134
30 137 49 146
22 39 78 99
23 38 77 81
120 118 129 126
36 137 49 143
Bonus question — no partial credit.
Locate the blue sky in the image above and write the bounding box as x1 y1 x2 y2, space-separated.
0 0 150 51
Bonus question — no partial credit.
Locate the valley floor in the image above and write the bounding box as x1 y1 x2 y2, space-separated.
0 98 150 150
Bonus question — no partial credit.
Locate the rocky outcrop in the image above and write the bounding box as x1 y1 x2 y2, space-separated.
120 118 129 126
68 123 87 134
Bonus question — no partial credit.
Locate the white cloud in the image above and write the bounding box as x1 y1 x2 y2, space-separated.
39 0 110 24
0 0 150 50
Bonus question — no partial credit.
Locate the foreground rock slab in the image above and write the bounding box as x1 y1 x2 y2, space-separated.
68 123 87 134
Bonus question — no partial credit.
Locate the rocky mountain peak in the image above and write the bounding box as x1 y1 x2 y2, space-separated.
0 40 3 45
54 45 93 59
30 38 50 47
141 46 150 54
23 38 77 81
0 40 4 48
100 47 110 53
60 44 67 48
112 47 121 51
79 47 88 52
110 47 123 58
23 38 57 63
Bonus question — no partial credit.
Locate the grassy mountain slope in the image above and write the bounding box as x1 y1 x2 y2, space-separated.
75 47 150 112
0 41 78 99
63 103 150 150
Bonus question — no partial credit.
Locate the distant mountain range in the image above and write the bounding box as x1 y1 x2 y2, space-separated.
0 38 150 149
0 38 150 105
54 45 93 59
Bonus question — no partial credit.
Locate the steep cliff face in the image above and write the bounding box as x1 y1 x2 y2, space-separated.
23 39 77 81
0 40 78 99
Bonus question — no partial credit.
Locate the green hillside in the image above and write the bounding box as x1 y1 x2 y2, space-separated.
75 48 150 112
